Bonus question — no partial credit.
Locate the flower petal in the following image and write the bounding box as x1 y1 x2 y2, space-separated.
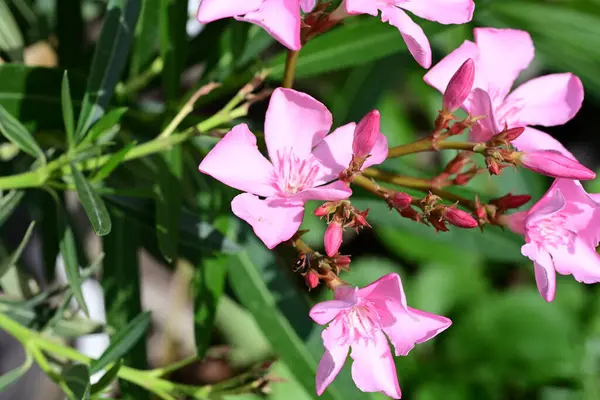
552 237 600 284
291 181 352 203
231 194 304 249
356 273 409 310
525 184 566 225
265 88 333 162
504 73 584 127
310 299 354 325
345 0 378 15
311 123 388 184
533 251 556 302
238 0 301 51
197 0 262 22
469 88 499 142
316 323 350 396
300 0 316 13
381 303 452 356
512 127 575 160
380 6 431 68
400 0 475 24
350 330 402 399
199 124 276 197
474 28 534 101
507 211 528 235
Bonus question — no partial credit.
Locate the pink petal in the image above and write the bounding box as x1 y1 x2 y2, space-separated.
264 88 333 162
230 194 304 249
400 0 475 24
197 0 263 22
291 181 352 203
552 237 600 284
381 302 452 356
504 73 584 127
552 179 600 244
238 0 301 51
533 251 557 302
350 330 402 399
525 185 566 225
380 6 432 68
345 0 378 15
423 40 481 102
316 323 350 396
474 28 534 101
300 0 316 13
469 88 499 142
312 123 388 185
310 300 354 325
512 127 575 160
356 273 409 310
199 124 276 197
507 211 528 235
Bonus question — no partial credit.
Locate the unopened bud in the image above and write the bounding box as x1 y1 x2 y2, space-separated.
352 110 380 158
486 157 501 175
500 127 525 142
399 206 421 222
443 59 475 112
390 192 412 209
324 220 343 257
518 151 596 180
352 209 370 229
444 207 478 229
333 255 351 268
304 271 319 290
445 152 471 175
313 201 338 218
427 215 449 232
490 193 531 210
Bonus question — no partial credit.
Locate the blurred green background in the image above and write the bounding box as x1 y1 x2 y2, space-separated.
1 0 600 399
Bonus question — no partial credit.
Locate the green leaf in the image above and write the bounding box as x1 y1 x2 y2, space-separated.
61 363 91 400
92 141 136 182
0 190 24 228
71 164 112 236
0 349 32 390
0 221 35 280
90 311 151 374
62 71 76 148
90 359 122 395
0 0 24 61
159 0 188 102
75 0 141 141
57 201 89 317
0 104 45 161
130 0 160 77
81 107 128 147
154 148 182 262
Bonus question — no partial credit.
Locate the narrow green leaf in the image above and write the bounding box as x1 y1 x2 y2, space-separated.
0 104 45 161
71 164 112 236
90 311 151 374
0 190 24 228
57 201 89 317
75 0 141 141
0 0 24 61
159 0 188 102
80 107 128 147
0 349 33 390
92 141 136 182
61 363 91 400
0 221 35 280
154 148 182 262
130 0 160 77
90 359 122 395
62 71 75 148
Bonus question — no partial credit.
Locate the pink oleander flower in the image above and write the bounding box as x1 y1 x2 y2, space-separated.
352 110 380 158
309 273 452 398
197 0 317 51
342 0 474 68
508 179 600 302
424 28 584 158
443 58 475 112
518 150 595 180
324 219 343 257
199 88 388 249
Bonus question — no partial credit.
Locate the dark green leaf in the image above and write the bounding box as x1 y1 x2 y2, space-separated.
90 311 151 374
61 363 91 400
130 0 160 77
92 141 136 182
0 190 24 228
75 0 141 141
154 148 182 262
71 163 112 236
81 107 128 147
159 0 188 102
0 349 32 390
61 71 75 148
0 104 45 161
0 221 35 280
90 359 122 395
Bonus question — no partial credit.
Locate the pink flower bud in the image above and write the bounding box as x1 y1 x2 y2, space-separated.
334 255 351 268
490 193 532 210
519 151 596 180
443 59 475 112
304 271 320 290
444 207 478 229
324 220 343 257
352 110 380 158
501 127 525 142
313 201 338 218
391 192 412 209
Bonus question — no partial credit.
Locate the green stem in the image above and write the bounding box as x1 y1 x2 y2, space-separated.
387 137 483 159
117 58 164 99
282 50 300 88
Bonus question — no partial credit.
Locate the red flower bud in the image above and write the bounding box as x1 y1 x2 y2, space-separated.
485 157 501 175
324 220 343 257
501 127 525 142
304 271 319 290
352 110 380 158
443 59 475 112
519 151 595 180
490 193 532 210
399 206 421 222
391 192 412 210
444 207 478 229
313 201 338 218
334 255 351 268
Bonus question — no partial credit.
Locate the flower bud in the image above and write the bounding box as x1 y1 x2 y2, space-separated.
390 192 412 210
304 271 320 290
518 151 596 180
444 207 478 229
313 201 338 218
352 110 380 158
443 59 475 112
333 255 351 269
490 193 532 210
324 220 343 257
499 127 525 142
485 157 501 175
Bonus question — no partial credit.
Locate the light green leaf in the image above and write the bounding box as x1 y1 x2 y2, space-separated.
71 164 112 236
0 190 24 228
80 107 128 147
0 0 24 61
0 104 45 161
61 71 76 148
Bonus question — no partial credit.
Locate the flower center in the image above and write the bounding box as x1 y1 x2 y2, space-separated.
528 214 575 250
272 150 321 197
337 304 381 346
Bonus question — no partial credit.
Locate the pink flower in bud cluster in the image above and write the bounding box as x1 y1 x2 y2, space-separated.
390 192 412 210
518 151 596 180
197 0 317 51
342 0 474 68
324 220 343 257
444 207 478 228
352 110 380 158
199 88 388 249
508 179 600 302
304 271 320 289
490 193 531 211
443 58 475 112
310 273 451 398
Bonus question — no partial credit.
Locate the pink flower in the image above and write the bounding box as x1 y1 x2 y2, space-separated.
199 88 388 249
443 207 478 228
343 0 474 68
352 110 380 158
424 28 584 157
518 150 595 180
508 179 600 302
197 0 316 51
324 220 343 257
309 273 451 398
443 58 475 112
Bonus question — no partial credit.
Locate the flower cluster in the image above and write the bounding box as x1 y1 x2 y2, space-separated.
197 2 599 398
